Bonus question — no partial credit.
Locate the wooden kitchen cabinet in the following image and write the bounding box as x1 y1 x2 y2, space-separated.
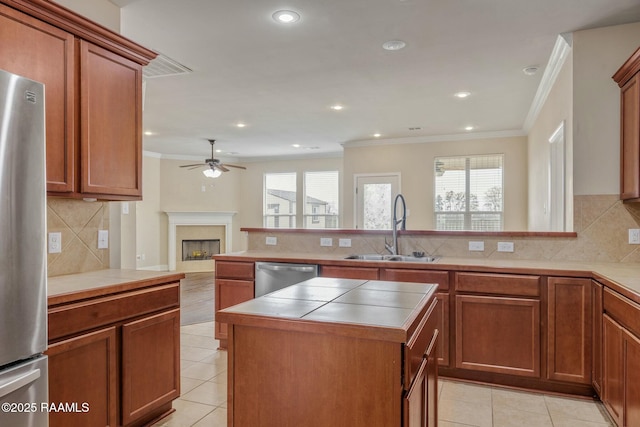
214 260 255 347
0 0 155 200
454 272 541 377
47 278 181 427
80 40 143 198
121 309 180 426
613 46 640 202
320 264 379 279
47 327 117 427
381 268 450 366
602 287 640 426
403 329 438 427
547 277 592 384
0 3 75 192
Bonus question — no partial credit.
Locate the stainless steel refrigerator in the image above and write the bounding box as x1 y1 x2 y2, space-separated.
0 69 49 426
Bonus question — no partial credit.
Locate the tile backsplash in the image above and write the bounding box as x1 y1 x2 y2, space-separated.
247 195 640 264
46 198 110 277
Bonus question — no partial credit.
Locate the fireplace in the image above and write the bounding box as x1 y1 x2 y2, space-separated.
182 239 220 261
166 211 236 271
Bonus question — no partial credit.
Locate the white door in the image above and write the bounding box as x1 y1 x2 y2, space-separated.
354 174 400 229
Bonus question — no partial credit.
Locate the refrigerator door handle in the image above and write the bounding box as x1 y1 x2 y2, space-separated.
0 369 41 399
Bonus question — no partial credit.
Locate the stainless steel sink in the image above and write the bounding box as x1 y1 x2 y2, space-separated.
344 254 439 263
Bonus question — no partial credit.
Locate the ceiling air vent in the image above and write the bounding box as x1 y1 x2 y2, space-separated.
143 52 192 78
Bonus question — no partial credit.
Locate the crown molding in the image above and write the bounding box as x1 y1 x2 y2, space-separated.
341 129 526 149
523 33 573 132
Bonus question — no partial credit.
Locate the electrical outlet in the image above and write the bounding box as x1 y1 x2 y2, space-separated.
121 202 129 215
497 242 514 252
98 230 109 249
266 236 277 246
469 241 485 251
629 229 640 244
320 237 333 247
48 232 62 254
339 238 352 248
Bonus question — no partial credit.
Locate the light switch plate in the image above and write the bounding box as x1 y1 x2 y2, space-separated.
497 242 514 252
98 230 109 249
320 237 333 247
48 232 62 254
266 236 277 246
339 238 352 248
629 229 640 244
121 202 129 215
469 241 484 251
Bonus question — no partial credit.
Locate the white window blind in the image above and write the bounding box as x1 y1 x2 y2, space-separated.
263 172 297 228
304 171 339 229
434 154 503 230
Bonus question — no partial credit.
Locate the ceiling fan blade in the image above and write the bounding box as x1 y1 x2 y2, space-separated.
187 165 206 170
180 163 205 168
216 164 230 172
222 163 247 170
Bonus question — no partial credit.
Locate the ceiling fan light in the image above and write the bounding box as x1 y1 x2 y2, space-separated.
203 168 222 178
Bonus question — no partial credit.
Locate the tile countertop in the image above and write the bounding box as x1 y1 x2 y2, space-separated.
217 277 439 343
215 251 640 305
47 269 185 305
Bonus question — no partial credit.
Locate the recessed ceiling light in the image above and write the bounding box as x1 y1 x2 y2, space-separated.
465 125 474 131
454 91 471 99
144 131 154 136
236 123 246 128
272 10 300 24
382 40 407 51
523 66 539 76
373 133 381 138
292 144 301 148
330 105 344 111
215 149 222 153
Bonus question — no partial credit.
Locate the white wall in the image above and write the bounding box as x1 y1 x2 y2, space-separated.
573 22 640 195
343 136 528 230
135 154 164 269
528 50 573 231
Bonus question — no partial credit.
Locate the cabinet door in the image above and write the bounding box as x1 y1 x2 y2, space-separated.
403 357 428 427
603 314 624 427
625 330 640 426
547 277 592 384
0 4 75 193
121 309 180 426
455 295 540 377
80 40 143 198
435 293 449 366
593 281 603 395
47 327 117 427
620 73 640 200
215 279 254 341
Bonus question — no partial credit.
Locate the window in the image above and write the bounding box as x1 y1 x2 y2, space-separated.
434 155 503 231
304 171 339 229
354 174 400 230
264 173 297 228
263 171 340 229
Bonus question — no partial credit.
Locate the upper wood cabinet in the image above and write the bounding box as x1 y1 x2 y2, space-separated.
0 3 76 192
613 46 640 202
0 0 155 200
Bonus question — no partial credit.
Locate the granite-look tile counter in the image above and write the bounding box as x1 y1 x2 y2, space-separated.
47 269 185 306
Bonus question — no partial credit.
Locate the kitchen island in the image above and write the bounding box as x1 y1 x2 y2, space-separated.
217 277 440 427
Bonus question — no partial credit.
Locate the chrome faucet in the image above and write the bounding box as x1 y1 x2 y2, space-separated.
385 194 406 255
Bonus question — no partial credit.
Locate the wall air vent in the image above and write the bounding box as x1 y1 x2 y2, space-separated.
143 52 193 78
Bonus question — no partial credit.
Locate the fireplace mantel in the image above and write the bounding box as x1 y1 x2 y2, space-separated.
166 211 236 271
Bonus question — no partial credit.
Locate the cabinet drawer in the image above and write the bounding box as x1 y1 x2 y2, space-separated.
320 265 379 280
604 288 640 338
455 272 540 297
216 261 255 280
381 269 449 291
48 283 180 341
404 297 438 390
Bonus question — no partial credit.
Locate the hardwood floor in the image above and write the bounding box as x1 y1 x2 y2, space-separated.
180 272 215 326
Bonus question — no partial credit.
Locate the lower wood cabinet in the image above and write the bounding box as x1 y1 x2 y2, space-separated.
547 277 592 384
47 279 181 427
47 327 118 427
403 330 438 427
602 287 640 427
214 260 255 347
593 281 604 395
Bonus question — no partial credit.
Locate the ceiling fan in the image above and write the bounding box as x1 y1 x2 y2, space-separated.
179 139 246 178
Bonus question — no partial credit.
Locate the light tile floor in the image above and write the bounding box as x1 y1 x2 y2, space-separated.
154 321 614 427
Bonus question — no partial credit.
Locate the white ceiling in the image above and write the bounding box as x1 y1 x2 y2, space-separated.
115 0 640 161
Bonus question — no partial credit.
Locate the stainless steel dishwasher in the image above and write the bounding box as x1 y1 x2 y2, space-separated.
255 262 319 297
